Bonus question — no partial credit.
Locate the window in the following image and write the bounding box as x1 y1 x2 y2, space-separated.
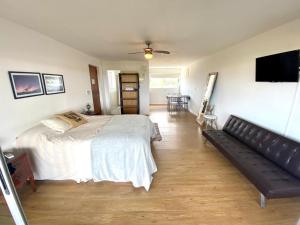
150 77 179 89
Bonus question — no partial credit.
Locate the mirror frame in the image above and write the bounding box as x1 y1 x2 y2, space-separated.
196 72 218 127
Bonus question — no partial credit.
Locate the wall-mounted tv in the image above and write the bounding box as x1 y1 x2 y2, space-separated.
256 50 299 82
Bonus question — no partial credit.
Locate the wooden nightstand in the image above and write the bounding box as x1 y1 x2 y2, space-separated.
82 111 99 116
6 152 36 192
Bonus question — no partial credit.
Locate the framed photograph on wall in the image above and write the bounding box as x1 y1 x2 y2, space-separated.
42 74 65 95
8 71 44 99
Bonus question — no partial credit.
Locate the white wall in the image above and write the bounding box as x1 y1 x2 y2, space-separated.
101 60 150 115
150 88 178 104
0 18 100 149
181 18 300 141
285 85 300 141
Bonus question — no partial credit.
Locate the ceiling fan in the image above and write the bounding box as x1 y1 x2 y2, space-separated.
128 41 170 60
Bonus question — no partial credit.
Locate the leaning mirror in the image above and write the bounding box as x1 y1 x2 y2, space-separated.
196 72 218 127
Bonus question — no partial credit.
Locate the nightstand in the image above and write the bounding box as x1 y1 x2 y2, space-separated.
82 111 98 116
6 152 36 192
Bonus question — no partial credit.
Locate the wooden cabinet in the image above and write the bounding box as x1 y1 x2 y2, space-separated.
8 153 36 191
7 152 36 192
119 73 140 114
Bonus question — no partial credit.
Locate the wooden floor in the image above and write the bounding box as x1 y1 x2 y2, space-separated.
1 106 300 225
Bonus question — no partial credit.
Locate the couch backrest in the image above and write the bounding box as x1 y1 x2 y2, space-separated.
223 115 300 179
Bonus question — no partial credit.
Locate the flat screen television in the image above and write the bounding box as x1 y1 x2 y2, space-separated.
256 50 299 82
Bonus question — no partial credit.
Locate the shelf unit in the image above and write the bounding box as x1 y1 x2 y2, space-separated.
119 73 140 114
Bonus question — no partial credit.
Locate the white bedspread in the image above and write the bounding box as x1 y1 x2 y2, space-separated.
91 115 157 190
16 115 157 190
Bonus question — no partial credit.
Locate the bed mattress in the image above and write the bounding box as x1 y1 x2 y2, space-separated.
16 115 157 190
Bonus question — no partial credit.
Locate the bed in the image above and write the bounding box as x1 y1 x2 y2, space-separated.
16 114 157 191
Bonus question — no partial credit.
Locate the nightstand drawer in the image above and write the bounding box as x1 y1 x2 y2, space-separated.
11 169 27 188
6 152 36 192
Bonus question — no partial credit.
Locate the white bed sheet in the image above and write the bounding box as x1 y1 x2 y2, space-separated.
16 115 157 190
91 115 157 191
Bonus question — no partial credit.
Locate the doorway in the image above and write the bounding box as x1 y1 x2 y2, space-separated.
106 70 121 115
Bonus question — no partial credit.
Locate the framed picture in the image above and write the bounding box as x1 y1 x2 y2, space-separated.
42 74 65 95
8 71 44 99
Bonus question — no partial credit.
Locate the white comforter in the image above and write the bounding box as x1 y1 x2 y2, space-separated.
16 115 157 190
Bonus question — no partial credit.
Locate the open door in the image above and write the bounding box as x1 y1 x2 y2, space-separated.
89 65 102 115
0 148 29 225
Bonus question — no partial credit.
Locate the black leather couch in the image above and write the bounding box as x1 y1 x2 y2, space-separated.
202 115 300 207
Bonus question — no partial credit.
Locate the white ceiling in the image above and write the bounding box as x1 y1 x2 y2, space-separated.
0 0 300 66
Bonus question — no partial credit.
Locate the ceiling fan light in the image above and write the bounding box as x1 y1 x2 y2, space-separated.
144 52 153 60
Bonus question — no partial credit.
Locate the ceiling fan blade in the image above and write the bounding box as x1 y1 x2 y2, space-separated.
153 50 170 54
128 52 144 54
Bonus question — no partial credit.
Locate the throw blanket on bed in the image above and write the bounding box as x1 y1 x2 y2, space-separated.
91 115 157 191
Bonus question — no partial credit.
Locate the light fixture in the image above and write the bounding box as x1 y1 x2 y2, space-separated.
128 41 170 59
144 52 153 60
144 48 153 60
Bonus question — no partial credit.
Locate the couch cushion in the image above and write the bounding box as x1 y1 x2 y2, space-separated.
203 130 300 198
222 115 300 180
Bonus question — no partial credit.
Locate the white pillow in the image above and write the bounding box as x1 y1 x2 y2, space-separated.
41 117 72 133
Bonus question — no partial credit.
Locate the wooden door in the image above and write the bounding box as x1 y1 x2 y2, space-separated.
89 65 101 115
